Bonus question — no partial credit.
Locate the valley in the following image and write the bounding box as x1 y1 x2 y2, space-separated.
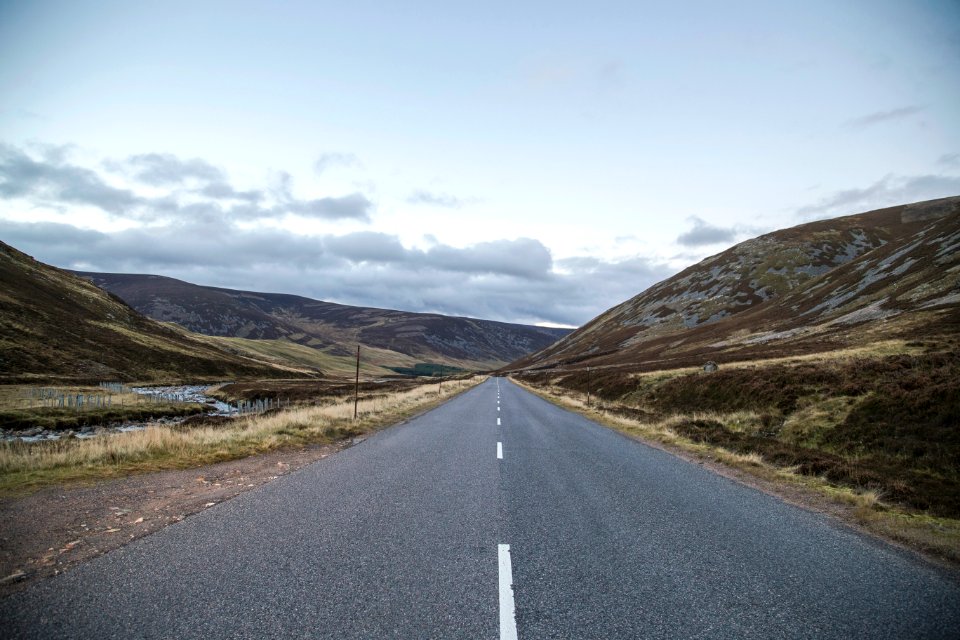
74 271 571 375
2 196 959 636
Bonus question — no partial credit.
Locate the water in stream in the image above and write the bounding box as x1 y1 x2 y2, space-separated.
2 385 238 443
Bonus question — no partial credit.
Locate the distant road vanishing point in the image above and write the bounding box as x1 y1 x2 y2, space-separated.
3 378 959 638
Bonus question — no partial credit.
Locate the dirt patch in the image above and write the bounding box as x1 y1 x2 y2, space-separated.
0 442 349 599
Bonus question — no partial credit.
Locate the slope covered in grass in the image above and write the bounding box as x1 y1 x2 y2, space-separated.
0 242 292 383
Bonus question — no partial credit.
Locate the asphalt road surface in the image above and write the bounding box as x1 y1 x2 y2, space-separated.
2 378 959 638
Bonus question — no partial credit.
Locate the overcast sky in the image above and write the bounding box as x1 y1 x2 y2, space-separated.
1 1 958 327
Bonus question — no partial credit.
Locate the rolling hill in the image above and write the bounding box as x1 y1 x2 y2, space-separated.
0 241 297 383
73 272 572 373
506 196 960 373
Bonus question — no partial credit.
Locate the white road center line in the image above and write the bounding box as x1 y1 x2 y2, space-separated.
498 544 518 640
497 417 501 426
497 441 503 459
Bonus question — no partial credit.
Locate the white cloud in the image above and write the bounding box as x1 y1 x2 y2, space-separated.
406 190 471 208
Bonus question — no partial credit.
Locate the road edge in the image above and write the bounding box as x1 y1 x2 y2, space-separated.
507 376 960 579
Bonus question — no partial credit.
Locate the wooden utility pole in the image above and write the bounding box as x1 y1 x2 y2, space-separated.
438 364 443 395
586 366 591 406
354 345 360 420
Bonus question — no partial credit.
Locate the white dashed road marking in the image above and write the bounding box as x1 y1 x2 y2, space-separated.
498 544 518 640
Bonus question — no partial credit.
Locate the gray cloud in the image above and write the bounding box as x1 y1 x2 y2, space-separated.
0 142 673 326
676 216 737 247
318 234 552 279
938 153 960 168
844 105 924 129
407 190 469 208
324 231 408 263
426 238 552 279
116 153 225 186
0 218 672 327
197 181 263 203
287 193 372 221
314 152 360 174
796 174 960 219
0 142 143 215
0 143 372 223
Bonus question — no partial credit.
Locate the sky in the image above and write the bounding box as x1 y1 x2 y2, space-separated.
1 0 958 328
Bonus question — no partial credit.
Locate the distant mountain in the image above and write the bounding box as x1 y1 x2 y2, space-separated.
73 272 572 372
0 242 293 383
506 196 960 373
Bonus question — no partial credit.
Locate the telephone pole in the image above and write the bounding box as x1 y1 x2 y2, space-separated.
354 345 360 420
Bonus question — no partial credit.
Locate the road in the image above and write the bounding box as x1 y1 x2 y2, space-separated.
2 378 959 638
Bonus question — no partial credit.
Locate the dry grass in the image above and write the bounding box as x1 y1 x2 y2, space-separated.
515 378 960 565
0 385 137 409
717 339 926 370
780 396 856 445
0 376 484 494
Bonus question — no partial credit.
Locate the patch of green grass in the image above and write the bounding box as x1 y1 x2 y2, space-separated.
388 363 466 377
198 336 396 376
780 395 857 446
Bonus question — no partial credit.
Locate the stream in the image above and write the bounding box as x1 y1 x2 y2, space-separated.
2 385 238 443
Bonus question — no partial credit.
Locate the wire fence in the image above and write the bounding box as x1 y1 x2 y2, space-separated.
17 383 289 416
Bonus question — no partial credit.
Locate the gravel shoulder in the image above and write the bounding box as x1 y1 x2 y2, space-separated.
0 441 352 598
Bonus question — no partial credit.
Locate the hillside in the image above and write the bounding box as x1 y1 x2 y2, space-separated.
74 272 571 372
507 196 960 372
0 241 297 383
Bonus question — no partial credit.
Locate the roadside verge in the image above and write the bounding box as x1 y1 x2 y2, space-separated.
0 376 484 597
511 377 960 572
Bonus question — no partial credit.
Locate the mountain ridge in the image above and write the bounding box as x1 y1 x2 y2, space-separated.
506 196 960 373
74 271 572 371
0 241 294 383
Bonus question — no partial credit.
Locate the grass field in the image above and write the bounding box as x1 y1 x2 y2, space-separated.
190 333 459 378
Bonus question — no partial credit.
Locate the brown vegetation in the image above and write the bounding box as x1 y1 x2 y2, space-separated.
209 376 434 404
75 271 570 371
0 241 296 384
507 198 960 375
